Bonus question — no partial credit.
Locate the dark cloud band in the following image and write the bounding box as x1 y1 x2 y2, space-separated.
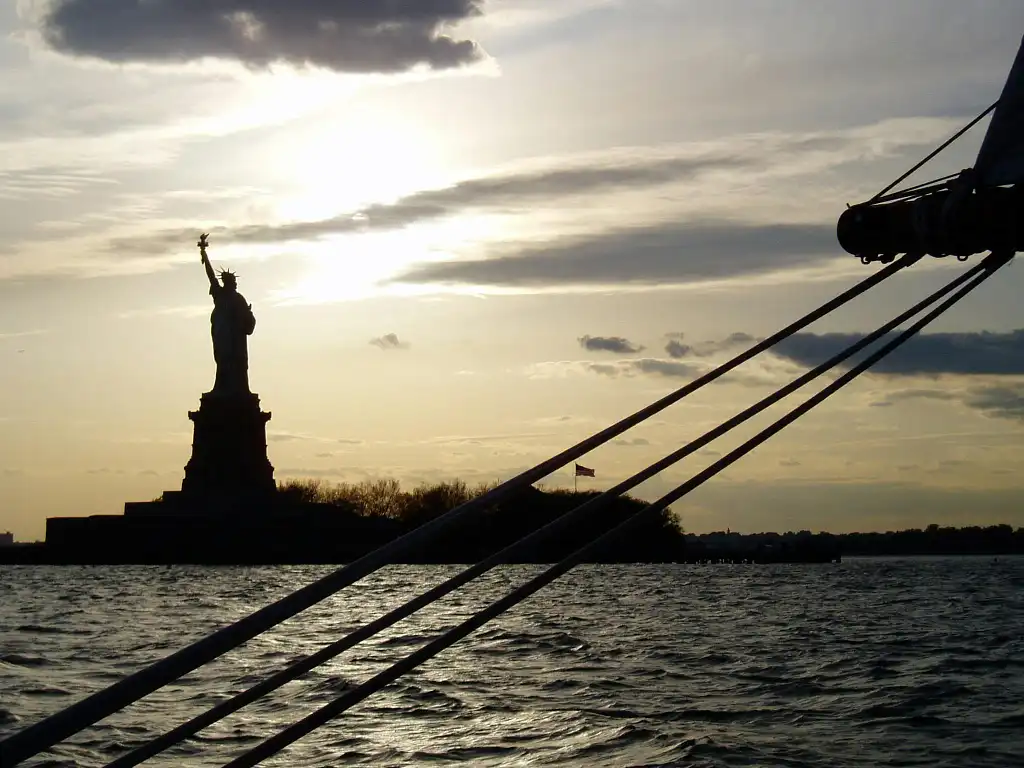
773 329 1024 376
872 382 1024 423
39 0 484 73
392 221 836 287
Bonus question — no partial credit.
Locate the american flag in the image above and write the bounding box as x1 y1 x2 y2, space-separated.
574 463 595 478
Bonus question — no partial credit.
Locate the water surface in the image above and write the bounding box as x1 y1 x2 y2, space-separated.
2 558 1022 766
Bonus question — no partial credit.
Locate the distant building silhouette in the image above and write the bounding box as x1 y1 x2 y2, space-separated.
0 531 14 546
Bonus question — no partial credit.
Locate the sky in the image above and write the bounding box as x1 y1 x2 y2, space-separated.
2 0 1024 541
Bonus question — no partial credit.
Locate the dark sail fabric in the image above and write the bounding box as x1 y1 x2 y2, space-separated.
975 35 1024 187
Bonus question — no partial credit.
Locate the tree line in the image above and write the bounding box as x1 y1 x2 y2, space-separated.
277 477 684 562
277 477 1024 559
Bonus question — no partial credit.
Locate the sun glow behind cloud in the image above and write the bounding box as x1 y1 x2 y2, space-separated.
270 214 517 304
266 102 451 220
217 114 985 303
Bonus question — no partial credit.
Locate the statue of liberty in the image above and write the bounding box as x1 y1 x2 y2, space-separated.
198 234 256 395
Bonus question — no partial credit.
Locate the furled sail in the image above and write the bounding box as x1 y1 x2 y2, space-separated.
974 35 1024 186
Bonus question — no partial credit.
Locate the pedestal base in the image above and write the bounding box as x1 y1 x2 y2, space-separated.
181 391 276 507
124 391 278 517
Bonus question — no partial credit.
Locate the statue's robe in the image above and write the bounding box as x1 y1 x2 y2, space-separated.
210 286 255 395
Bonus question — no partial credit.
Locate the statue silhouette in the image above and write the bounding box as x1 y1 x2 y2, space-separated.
198 234 255 395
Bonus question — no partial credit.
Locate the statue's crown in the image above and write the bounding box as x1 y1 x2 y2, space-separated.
218 268 237 285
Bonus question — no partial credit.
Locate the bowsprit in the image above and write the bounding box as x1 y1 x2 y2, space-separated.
838 35 1024 265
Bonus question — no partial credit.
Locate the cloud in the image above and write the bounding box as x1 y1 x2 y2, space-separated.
773 329 1024 376
392 220 836 288
655 328 1024 421
267 431 308 443
399 431 557 450
0 329 47 341
377 152 748 215
585 363 621 377
0 168 118 200
665 339 692 359
864 381 1024 424
665 332 755 359
277 467 350 478
118 150 754 257
578 334 644 354
964 384 1024 422
36 0 486 74
633 359 707 379
629 357 789 387
11 117 958 283
531 354 788 387
267 430 361 443
116 305 211 320
370 333 409 351
582 358 706 380
869 388 959 408
614 438 650 447
591 330 806 386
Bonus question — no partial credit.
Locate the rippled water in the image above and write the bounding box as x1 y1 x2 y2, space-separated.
2 558 1023 767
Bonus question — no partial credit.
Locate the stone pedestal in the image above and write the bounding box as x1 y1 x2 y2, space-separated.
125 391 277 517
181 391 276 501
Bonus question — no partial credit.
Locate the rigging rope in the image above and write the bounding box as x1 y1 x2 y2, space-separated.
0 254 918 767
223 251 1012 768
105 253 988 768
868 100 999 203
869 172 960 205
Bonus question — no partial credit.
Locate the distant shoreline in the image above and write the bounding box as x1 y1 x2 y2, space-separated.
2 479 1020 565
0 548 1019 566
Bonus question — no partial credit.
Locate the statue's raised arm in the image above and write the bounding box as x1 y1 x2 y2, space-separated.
198 233 218 292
